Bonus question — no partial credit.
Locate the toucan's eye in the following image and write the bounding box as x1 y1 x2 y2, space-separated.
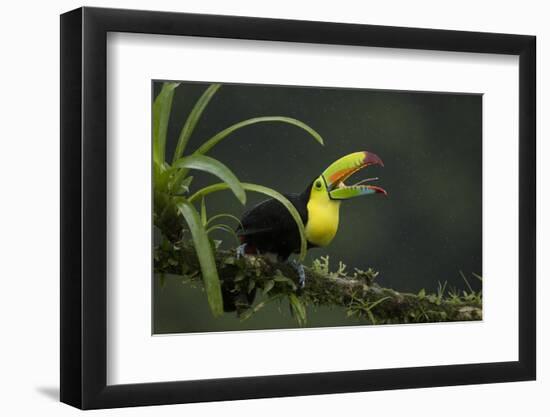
315 180 322 189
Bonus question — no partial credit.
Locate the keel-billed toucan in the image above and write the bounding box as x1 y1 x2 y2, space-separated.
235 151 387 285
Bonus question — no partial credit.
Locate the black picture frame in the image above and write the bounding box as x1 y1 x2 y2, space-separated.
60 6 536 410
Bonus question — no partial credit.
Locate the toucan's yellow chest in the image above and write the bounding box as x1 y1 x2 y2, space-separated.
305 194 341 247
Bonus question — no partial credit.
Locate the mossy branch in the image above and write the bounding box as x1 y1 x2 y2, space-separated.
155 240 482 325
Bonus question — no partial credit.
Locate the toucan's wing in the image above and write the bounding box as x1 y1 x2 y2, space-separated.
237 193 306 237
237 198 289 236
235 226 274 236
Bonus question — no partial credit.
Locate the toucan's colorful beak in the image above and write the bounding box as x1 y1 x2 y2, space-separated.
321 151 387 200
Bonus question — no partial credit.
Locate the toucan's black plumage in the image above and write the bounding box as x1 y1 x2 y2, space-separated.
236 183 313 261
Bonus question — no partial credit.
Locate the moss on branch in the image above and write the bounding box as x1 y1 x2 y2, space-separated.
155 240 482 326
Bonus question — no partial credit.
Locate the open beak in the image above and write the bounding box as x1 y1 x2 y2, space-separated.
322 151 387 200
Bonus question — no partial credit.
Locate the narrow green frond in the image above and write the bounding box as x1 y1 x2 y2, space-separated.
194 116 324 156
200 197 207 226
206 213 242 229
172 84 221 163
153 162 174 192
170 175 194 196
189 182 307 260
188 183 235 202
472 272 483 282
289 293 307 326
206 224 240 245
175 198 223 316
153 82 179 165
240 294 285 322
365 296 391 312
459 270 474 293
172 154 246 205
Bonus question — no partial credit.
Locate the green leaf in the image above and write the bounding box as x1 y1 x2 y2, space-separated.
272 271 297 290
206 213 242 229
289 293 307 326
153 82 179 166
154 163 174 192
206 224 240 245
172 84 221 163
273 274 293 284
472 272 483 282
188 182 308 260
367 310 376 325
263 280 275 295
172 154 246 205
174 198 223 316
240 294 284 322
200 197 207 226
365 296 390 312
194 116 324 156
459 270 474 293
171 175 194 196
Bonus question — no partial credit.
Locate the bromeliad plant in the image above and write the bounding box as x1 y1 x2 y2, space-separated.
153 82 324 316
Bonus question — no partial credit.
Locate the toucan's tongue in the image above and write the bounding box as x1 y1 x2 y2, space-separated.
329 184 387 200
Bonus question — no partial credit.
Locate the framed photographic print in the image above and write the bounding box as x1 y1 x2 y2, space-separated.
60 6 536 409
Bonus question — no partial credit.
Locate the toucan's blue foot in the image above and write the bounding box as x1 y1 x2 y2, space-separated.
236 243 247 259
289 260 306 288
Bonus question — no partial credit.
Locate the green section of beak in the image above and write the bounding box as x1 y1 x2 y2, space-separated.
321 151 387 200
329 185 387 200
321 151 371 189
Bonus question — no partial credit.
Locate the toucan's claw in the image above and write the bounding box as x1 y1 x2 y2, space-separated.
290 260 306 288
236 243 247 259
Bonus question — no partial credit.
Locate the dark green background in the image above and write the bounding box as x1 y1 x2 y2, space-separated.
153 81 482 334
